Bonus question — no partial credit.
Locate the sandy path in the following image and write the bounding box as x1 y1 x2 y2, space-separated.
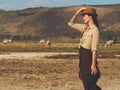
0 52 78 60
0 52 119 90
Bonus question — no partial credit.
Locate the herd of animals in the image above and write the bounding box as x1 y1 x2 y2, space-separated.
2 39 51 47
1 38 116 48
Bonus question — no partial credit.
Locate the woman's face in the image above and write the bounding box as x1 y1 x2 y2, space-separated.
82 14 92 24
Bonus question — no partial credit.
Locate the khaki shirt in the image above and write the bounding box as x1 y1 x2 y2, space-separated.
68 22 99 51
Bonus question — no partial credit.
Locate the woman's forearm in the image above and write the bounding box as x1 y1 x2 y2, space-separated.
91 50 97 75
68 13 78 25
68 7 86 25
92 50 97 66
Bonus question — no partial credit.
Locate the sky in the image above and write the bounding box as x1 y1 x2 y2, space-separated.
0 0 120 11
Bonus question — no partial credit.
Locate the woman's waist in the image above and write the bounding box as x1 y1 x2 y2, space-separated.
79 44 91 50
79 45 92 53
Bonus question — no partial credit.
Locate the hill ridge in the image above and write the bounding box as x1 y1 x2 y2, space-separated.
0 4 120 41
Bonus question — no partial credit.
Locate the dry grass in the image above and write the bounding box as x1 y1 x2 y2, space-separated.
0 41 119 89
0 42 120 57
0 53 119 90
0 42 78 52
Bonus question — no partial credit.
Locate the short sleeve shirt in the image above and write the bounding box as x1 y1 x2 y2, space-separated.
68 22 99 51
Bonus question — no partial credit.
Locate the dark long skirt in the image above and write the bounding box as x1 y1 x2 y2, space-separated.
79 47 101 90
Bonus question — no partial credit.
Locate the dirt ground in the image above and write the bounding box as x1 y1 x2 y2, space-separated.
0 52 120 90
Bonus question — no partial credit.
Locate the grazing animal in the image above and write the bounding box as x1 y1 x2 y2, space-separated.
39 39 51 47
2 39 13 44
46 40 51 47
8 39 13 43
39 39 46 44
104 40 114 47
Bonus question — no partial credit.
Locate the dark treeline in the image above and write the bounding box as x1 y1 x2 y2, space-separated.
0 31 120 42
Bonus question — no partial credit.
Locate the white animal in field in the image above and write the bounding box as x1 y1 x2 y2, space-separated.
46 40 51 47
2 39 13 44
8 39 13 43
104 40 114 47
39 39 51 47
39 39 46 44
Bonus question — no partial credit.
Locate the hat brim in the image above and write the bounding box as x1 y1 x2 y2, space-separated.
80 12 98 16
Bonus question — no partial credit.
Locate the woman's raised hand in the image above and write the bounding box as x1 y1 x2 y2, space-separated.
68 7 86 25
75 7 86 16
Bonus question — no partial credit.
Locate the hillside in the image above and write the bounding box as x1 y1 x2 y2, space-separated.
0 4 120 41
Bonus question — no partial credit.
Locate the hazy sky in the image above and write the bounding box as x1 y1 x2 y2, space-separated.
0 0 120 10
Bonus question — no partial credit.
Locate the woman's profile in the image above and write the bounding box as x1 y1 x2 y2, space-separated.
68 7 101 90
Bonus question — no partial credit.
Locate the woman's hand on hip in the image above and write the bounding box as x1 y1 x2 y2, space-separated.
91 65 97 75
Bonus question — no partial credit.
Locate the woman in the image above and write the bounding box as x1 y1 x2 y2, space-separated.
68 7 101 90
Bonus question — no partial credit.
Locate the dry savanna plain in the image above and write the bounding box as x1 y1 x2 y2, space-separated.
0 42 120 90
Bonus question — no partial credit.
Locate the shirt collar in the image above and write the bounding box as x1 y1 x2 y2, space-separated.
89 25 96 30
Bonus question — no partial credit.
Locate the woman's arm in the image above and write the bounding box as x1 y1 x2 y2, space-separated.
91 50 97 75
91 29 99 75
68 7 87 32
68 7 86 25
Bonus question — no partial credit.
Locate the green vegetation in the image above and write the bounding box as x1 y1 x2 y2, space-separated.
98 44 120 57
0 42 78 52
0 42 120 58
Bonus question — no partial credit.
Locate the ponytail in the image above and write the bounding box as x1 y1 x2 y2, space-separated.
92 15 99 29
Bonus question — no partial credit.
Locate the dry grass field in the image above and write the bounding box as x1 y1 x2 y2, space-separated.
0 42 119 90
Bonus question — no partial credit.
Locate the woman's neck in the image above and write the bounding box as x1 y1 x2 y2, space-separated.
88 19 95 28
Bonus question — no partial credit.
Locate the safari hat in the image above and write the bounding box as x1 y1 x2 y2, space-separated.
80 7 97 16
